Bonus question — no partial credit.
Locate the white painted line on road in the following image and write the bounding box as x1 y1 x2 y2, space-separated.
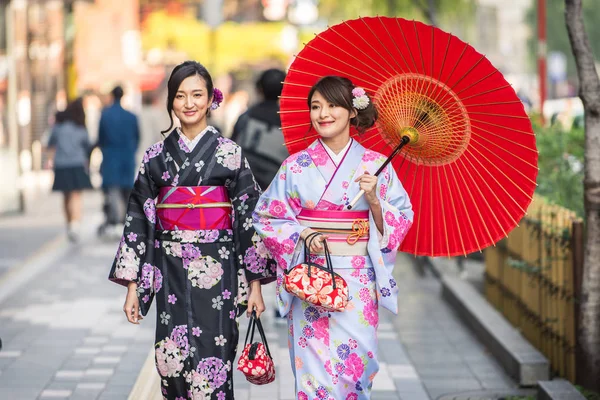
76 383 107 390
102 345 128 353
388 364 420 380
55 370 85 379
75 347 102 355
39 389 72 398
83 336 110 345
85 368 114 376
93 356 121 364
0 350 21 358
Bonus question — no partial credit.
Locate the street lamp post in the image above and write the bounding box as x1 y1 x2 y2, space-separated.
203 0 223 73
538 0 547 123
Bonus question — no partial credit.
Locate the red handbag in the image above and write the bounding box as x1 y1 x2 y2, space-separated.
236 311 275 385
283 232 349 312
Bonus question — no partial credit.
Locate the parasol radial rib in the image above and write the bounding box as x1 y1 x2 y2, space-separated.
458 152 520 231
378 17 413 72
470 118 536 136
447 161 482 253
363 18 405 73
349 19 401 75
463 145 534 205
470 136 539 177
443 164 467 256
315 35 392 81
396 19 420 72
450 157 496 245
301 44 387 86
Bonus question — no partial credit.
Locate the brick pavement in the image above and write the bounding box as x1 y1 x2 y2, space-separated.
0 188 528 400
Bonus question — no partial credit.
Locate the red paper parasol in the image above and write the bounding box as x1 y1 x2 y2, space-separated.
279 17 538 257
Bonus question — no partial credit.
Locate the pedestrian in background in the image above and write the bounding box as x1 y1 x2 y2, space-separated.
97 86 140 237
47 98 93 242
231 68 288 191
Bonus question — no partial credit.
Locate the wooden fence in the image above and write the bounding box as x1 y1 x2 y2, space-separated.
484 197 584 382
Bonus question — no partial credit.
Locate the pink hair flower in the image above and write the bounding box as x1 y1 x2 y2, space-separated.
211 88 224 110
352 87 366 97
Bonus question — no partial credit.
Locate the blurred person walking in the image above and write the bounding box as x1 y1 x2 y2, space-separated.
97 86 140 237
108 61 274 399
47 98 93 242
231 68 288 191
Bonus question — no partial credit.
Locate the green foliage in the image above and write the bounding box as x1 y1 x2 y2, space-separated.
317 0 475 27
534 121 585 217
526 0 600 77
576 385 600 400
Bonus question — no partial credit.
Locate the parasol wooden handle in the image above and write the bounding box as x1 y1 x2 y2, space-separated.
347 136 411 210
348 190 366 209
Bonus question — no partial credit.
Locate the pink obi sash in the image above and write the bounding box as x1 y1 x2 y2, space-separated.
156 186 232 230
297 208 370 256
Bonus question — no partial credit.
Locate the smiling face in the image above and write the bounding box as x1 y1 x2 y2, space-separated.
310 90 356 140
172 74 213 133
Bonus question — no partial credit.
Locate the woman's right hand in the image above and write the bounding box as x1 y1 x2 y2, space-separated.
301 229 328 253
123 282 143 324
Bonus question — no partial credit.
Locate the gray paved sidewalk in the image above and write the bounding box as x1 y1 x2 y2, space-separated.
0 188 528 400
390 256 534 399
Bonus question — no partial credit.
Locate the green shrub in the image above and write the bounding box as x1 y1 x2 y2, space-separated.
533 121 585 217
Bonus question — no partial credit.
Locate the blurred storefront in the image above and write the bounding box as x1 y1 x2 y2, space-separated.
0 0 71 213
0 0 69 213
0 0 141 214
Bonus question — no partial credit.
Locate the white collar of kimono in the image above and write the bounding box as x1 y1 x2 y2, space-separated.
320 138 353 166
176 126 212 152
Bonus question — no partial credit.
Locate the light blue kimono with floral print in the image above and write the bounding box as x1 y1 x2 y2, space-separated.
253 139 413 400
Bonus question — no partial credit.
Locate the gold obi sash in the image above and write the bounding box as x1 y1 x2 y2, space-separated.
297 208 369 256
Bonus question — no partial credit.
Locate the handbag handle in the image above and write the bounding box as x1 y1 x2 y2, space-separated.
303 232 337 290
243 310 273 359
303 231 322 263
322 239 337 290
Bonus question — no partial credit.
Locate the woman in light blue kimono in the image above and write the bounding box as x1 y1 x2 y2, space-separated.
253 76 414 400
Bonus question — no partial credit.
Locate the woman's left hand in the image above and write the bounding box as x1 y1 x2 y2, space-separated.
247 281 266 318
355 171 379 205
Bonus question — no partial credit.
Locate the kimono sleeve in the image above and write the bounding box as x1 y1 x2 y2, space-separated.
227 147 276 285
376 164 414 257
108 150 159 315
252 159 307 271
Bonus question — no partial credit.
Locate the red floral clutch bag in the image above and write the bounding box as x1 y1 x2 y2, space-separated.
236 311 275 385
283 232 349 312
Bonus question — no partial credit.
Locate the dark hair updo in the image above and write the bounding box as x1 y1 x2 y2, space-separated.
307 76 378 133
161 60 214 134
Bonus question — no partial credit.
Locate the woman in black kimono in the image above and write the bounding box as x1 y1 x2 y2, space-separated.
109 61 275 399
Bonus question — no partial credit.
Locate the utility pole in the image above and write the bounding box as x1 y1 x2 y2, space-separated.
538 0 547 123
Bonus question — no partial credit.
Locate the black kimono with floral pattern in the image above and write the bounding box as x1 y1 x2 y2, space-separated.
108 126 275 399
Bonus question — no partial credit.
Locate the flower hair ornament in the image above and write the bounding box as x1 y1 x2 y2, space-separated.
211 88 224 110
352 87 369 110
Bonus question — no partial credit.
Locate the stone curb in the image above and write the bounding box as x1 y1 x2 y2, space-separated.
435 260 550 386
538 379 586 400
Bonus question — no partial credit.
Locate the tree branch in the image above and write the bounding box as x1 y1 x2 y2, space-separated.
410 0 437 26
